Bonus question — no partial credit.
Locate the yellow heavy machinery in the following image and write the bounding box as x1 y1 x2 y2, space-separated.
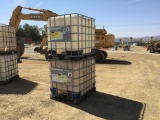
94 27 115 62
37 27 109 63
146 40 160 53
95 27 115 48
10 6 109 63
9 5 58 57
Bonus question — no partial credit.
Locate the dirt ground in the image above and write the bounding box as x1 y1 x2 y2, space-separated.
0 46 160 120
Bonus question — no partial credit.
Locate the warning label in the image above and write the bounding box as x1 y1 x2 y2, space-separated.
50 26 71 41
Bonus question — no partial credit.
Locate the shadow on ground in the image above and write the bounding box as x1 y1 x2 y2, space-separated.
20 57 29 59
28 58 47 61
20 57 47 61
0 78 38 94
98 59 131 65
54 91 145 120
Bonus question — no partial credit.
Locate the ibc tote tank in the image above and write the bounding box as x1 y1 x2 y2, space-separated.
0 24 17 52
50 57 96 99
47 14 95 56
0 53 18 82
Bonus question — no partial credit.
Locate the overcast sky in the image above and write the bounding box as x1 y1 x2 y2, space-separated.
0 0 160 38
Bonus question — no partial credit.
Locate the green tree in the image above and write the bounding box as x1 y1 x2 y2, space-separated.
16 23 43 42
16 25 25 37
39 24 47 39
137 41 145 46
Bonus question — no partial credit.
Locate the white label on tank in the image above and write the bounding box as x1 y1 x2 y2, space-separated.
52 74 58 82
52 43 56 48
52 68 63 71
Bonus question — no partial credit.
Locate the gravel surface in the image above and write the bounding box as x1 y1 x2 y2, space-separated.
0 46 160 120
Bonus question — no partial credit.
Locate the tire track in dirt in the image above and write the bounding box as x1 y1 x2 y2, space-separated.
114 53 160 119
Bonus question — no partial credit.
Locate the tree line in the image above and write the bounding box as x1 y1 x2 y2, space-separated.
16 23 47 42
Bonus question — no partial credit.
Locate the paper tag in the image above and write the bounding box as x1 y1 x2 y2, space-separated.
52 74 67 83
51 31 63 40
57 74 67 82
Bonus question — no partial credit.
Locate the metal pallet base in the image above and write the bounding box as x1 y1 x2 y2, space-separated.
47 50 95 61
48 53 95 61
0 51 18 55
50 87 96 105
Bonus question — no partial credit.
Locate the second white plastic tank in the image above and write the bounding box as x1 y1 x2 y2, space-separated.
49 57 95 95
0 54 18 82
0 24 17 52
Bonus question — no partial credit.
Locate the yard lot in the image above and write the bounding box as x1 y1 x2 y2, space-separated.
0 46 160 120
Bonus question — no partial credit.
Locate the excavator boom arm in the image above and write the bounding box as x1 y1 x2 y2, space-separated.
9 6 58 32
18 12 58 21
9 5 59 51
23 7 53 13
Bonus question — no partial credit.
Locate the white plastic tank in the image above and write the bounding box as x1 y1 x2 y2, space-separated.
47 14 95 55
0 24 17 52
0 54 18 82
49 57 95 95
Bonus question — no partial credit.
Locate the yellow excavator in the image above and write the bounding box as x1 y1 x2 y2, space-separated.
10 6 108 63
9 5 58 58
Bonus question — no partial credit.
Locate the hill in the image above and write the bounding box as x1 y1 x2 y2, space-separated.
115 36 160 42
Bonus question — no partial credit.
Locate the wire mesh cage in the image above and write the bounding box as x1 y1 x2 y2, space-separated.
47 14 95 60
0 24 17 52
0 53 18 82
50 57 96 101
